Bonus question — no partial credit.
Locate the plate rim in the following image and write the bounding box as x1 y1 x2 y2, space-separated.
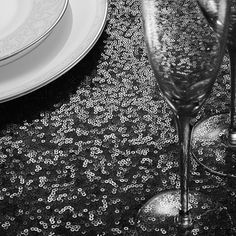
0 0 108 103
0 0 69 62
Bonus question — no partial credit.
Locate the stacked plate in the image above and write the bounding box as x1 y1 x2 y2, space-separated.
0 0 108 102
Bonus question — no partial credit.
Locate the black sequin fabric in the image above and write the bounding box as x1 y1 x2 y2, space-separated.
0 0 235 235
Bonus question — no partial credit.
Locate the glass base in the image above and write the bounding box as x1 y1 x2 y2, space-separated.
191 113 236 178
135 190 234 236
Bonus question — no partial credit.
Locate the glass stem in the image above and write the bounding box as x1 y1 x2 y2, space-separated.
228 46 236 145
176 114 192 229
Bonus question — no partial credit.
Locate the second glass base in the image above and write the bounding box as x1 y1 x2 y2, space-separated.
191 113 236 178
135 190 234 236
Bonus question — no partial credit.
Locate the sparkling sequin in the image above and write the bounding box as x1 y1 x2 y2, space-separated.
0 0 234 235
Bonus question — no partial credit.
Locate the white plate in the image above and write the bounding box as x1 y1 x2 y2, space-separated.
0 0 68 66
0 0 108 102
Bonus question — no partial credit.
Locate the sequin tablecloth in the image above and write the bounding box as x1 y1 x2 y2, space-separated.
0 1 235 235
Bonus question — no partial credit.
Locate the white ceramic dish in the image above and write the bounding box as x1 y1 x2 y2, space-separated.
0 0 108 102
0 0 68 66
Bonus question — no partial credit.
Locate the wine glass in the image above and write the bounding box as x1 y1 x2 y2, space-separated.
136 0 231 235
191 0 236 179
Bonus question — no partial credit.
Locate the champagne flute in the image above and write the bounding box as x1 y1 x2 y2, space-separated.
191 0 236 179
136 0 231 235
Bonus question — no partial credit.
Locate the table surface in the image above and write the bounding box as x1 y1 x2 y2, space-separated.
0 0 235 235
